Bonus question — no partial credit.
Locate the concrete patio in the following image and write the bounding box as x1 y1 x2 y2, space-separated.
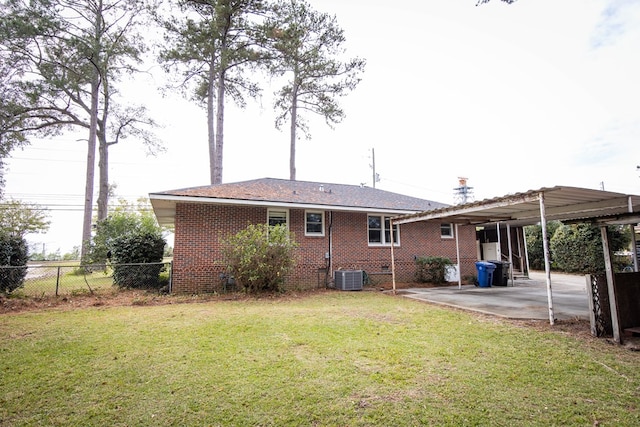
398 271 589 321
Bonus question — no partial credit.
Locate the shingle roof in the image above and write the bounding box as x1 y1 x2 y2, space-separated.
150 178 448 226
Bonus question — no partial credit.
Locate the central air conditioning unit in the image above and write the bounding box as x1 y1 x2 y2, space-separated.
334 270 363 291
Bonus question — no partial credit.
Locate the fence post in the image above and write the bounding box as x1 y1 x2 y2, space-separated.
55 266 61 296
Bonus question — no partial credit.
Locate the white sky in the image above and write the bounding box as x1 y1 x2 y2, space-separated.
5 0 640 254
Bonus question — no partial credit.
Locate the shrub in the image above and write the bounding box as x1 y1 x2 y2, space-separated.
414 256 452 284
0 234 28 293
524 221 561 270
110 231 166 289
550 223 630 274
87 202 163 264
222 224 298 293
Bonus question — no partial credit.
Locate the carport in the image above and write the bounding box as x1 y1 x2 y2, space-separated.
390 186 640 343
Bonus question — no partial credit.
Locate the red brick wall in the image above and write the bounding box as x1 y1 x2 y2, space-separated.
171 203 478 293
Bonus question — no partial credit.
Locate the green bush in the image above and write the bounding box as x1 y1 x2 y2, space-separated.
550 223 630 274
222 224 298 293
87 202 163 264
0 234 28 293
414 256 452 284
110 231 166 289
524 221 561 270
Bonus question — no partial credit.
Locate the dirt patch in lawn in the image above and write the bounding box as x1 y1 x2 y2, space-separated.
0 280 452 315
0 286 341 315
2 283 638 350
0 289 230 314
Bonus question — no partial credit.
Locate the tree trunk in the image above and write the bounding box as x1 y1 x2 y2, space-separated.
207 57 216 185
214 69 225 185
97 131 108 221
289 83 298 181
80 74 100 262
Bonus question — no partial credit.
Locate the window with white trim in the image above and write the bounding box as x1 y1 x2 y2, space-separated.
368 215 399 246
440 223 454 238
268 209 289 228
305 210 324 236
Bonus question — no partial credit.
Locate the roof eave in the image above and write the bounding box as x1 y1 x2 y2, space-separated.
149 193 424 227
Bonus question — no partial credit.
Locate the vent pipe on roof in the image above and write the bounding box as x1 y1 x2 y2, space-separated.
319 184 324 192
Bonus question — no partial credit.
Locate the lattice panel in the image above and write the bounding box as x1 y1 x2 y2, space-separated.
589 274 612 337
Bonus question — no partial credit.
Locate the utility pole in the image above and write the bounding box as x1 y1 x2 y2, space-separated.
370 148 380 188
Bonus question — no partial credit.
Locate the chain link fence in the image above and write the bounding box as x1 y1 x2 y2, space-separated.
1 261 172 297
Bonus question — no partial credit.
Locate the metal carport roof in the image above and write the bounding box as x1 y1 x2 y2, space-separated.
393 186 640 227
391 185 640 343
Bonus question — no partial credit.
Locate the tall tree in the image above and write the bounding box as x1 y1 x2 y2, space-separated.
0 0 161 261
158 0 264 185
264 0 365 181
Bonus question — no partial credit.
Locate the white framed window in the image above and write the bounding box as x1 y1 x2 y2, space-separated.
305 210 324 236
268 209 289 228
440 223 454 239
368 215 399 246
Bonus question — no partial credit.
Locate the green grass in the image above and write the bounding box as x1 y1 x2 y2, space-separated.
19 262 170 296
1 292 639 426
19 263 113 296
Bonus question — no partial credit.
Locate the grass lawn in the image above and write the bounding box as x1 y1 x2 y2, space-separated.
20 262 171 297
1 291 639 426
20 263 114 297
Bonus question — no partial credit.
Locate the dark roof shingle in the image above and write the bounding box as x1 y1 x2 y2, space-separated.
154 178 447 212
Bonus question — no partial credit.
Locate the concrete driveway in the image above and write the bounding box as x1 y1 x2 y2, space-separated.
399 271 589 321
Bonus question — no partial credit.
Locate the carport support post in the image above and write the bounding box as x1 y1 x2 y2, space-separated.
506 223 514 285
539 192 555 325
631 225 638 272
455 223 462 289
522 227 531 277
600 226 622 344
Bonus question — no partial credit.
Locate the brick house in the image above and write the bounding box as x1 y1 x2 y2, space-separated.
150 178 479 293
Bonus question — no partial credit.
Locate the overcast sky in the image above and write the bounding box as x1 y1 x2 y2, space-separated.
5 0 640 254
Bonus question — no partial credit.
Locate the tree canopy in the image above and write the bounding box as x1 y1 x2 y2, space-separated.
263 0 365 180
0 199 50 238
157 0 265 185
0 0 161 261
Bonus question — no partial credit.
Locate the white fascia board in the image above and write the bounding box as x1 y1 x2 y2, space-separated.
148 194 419 216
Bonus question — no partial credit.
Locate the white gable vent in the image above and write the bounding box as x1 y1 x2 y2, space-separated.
334 270 363 291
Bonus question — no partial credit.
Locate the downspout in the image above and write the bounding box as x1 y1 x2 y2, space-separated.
390 219 397 295
325 211 333 287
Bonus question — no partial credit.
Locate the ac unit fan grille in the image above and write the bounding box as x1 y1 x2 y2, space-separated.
334 270 363 291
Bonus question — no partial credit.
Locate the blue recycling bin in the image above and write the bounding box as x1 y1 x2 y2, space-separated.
475 261 496 288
